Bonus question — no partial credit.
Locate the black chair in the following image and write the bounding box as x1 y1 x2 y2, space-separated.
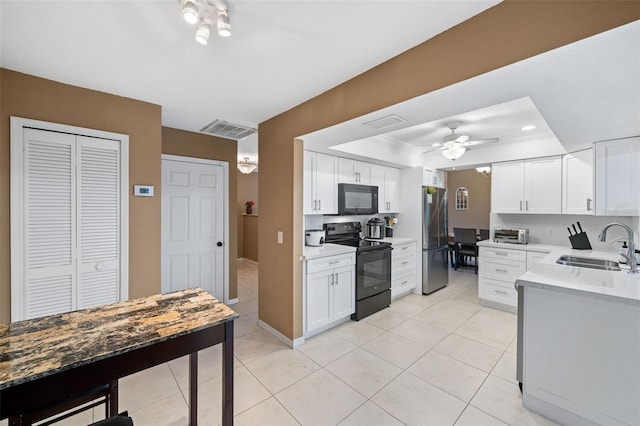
453 227 478 274
90 412 134 426
478 229 490 241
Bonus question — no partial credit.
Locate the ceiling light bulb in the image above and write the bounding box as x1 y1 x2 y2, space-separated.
521 125 536 131
182 0 199 24
217 10 231 37
238 157 257 174
441 144 466 160
195 21 210 45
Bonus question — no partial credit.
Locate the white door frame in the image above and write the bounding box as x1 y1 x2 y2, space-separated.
161 154 230 303
10 116 129 321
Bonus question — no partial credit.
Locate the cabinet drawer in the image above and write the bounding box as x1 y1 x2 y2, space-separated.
481 247 526 262
393 242 416 258
480 278 517 306
392 253 416 274
480 257 526 282
392 270 416 296
307 253 355 274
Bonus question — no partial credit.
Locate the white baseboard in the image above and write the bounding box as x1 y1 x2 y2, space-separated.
227 298 238 305
258 319 305 348
237 258 258 265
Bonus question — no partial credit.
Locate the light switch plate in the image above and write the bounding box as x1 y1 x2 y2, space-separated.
134 185 154 197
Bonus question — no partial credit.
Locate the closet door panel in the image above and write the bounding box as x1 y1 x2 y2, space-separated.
77 137 121 309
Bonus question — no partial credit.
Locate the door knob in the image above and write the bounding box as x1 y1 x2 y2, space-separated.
217 242 223 247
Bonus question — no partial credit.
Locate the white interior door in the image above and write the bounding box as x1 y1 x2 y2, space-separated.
162 158 225 300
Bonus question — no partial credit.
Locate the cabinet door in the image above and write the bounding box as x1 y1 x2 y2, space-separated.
595 137 640 216
563 149 593 215
370 164 387 212
315 153 338 214
332 266 355 319
526 251 549 270
338 158 356 183
524 157 562 214
491 161 525 213
306 270 333 332
303 151 316 214
354 161 371 184
385 167 400 213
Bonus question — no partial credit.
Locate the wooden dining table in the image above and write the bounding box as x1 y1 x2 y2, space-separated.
0 288 238 426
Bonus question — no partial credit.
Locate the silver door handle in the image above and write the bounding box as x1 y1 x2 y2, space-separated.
401 281 408 285
314 200 317 210
329 260 339 264
587 198 592 211
519 200 523 211
495 252 508 256
335 273 339 285
526 200 529 211
495 289 508 295
331 273 335 285
401 261 409 265
495 268 509 273
318 199 321 210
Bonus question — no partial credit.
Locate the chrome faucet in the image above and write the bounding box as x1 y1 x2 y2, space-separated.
599 223 638 274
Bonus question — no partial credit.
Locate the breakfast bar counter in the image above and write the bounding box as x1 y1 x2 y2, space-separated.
0 288 238 425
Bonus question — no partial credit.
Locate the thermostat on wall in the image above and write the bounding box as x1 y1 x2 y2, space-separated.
134 185 154 197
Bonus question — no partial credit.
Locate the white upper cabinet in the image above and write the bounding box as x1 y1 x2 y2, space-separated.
423 168 444 188
303 151 338 215
594 137 640 216
338 158 371 184
371 164 400 213
492 157 562 214
562 149 594 215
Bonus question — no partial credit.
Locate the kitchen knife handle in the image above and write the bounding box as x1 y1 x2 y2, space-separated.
577 221 583 233
568 227 573 236
572 224 578 234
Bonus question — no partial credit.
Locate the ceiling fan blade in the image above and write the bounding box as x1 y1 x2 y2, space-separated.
463 137 500 146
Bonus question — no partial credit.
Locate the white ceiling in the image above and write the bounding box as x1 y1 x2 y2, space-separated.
0 0 501 163
302 19 640 170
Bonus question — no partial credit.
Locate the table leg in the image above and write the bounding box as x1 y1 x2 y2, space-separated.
189 352 198 425
108 380 119 417
222 321 234 426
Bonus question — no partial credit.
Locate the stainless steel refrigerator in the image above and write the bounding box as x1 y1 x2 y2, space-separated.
422 186 449 294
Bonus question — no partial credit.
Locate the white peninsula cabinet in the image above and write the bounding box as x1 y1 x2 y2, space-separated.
371 165 400 213
594 136 640 216
338 158 372 184
491 157 562 214
562 149 593 215
391 240 417 299
478 242 553 312
304 252 355 337
303 151 338 215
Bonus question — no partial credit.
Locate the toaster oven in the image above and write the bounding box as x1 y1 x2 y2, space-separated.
493 228 529 244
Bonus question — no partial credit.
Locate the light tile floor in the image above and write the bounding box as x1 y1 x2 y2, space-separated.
12 261 558 426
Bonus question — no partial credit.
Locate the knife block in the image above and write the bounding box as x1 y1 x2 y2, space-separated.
569 232 592 250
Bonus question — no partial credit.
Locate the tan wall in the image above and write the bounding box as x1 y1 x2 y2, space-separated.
161 127 238 300
237 170 259 259
258 1 640 340
446 169 491 231
0 69 162 323
242 216 259 262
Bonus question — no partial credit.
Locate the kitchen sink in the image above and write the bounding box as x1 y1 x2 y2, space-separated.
556 255 621 271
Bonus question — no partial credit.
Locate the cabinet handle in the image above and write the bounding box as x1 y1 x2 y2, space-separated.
401 246 408 250
314 200 317 210
329 260 339 264
495 289 508 295
331 273 335 285
495 268 509 273
335 274 339 285
401 281 408 285
318 199 321 210
587 198 592 211
519 200 523 211
526 200 529 211
495 252 508 256
401 261 409 265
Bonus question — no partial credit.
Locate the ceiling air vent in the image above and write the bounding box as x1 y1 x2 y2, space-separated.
362 114 407 130
200 119 257 140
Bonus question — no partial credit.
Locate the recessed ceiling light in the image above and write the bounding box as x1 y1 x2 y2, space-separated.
521 125 536 131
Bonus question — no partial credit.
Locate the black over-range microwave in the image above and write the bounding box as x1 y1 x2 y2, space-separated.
338 183 378 215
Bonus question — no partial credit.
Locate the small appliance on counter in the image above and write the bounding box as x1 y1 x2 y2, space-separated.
364 217 385 240
493 228 529 244
567 221 592 249
305 229 325 246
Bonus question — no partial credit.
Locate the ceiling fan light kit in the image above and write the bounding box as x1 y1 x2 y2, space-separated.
181 0 231 44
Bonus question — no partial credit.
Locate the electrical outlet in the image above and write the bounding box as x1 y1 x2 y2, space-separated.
547 228 554 236
277 231 283 244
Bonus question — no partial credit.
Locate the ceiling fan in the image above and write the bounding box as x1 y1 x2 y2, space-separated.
419 122 500 162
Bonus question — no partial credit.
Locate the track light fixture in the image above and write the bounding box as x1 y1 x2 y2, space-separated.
179 0 231 44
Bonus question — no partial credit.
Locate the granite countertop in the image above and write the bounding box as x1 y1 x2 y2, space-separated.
517 248 640 305
477 240 562 253
366 237 417 245
0 288 238 390
303 243 356 260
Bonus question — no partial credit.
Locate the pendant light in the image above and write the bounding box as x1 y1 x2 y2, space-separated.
237 157 257 174
182 0 199 24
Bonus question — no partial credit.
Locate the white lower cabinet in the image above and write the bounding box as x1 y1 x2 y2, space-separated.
478 246 550 313
391 241 417 299
304 253 355 337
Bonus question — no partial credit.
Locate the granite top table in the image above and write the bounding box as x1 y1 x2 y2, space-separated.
0 288 238 426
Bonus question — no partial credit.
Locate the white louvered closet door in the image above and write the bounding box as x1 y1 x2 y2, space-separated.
13 121 127 321
23 128 77 319
77 136 121 309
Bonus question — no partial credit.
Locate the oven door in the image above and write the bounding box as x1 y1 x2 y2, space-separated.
356 247 392 300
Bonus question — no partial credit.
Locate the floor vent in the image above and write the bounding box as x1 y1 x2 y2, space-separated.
362 114 407 130
200 119 257 140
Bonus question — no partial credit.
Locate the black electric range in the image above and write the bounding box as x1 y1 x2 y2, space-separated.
323 222 392 320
